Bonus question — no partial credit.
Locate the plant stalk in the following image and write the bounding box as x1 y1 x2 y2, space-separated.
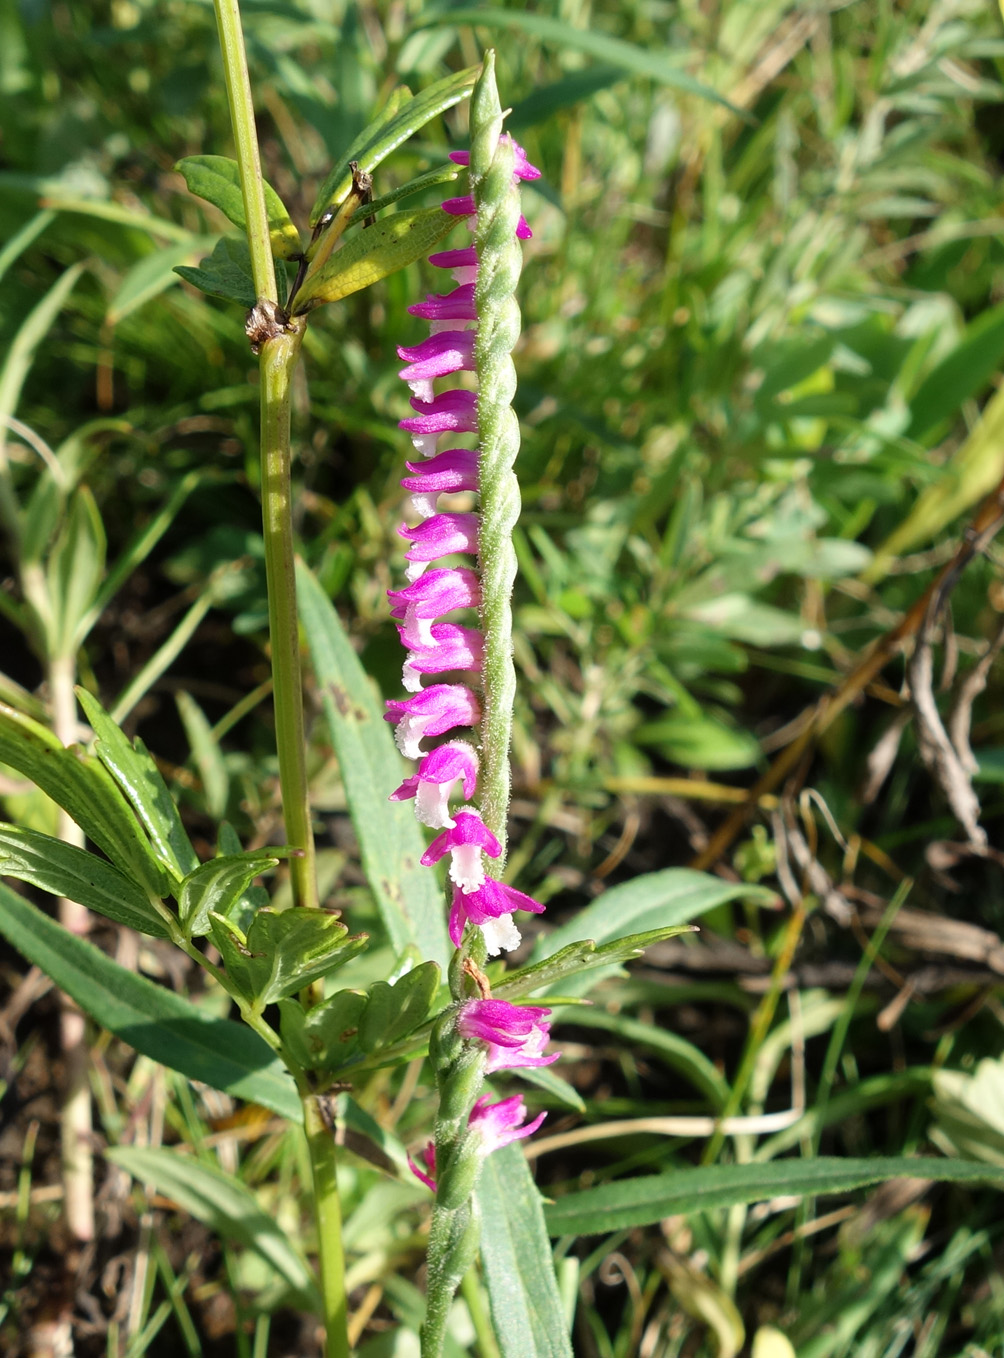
304 1095 350 1358
259 323 318 909
212 0 277 303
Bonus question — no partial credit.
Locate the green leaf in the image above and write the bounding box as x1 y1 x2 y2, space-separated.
419 12 742 116
632 714 761 771
357 961 440 1054
0 703 170 900
175 156 302 260
907 304 1004 441
47 486 106 655
245 907 368 1004
508 66 627 130
292 207 458 314
309 67 479 227
178 852 279 941
0 883 301 1121
532 868 768 996
106 237 211 324
0 824 171 937
512 1062 586 1113
176 689 229 820
478 1143 573 1358
76 687 199 880
543 1157 1004 1237
107 1146 319 1308
493 925 696 1002
175 235 256 307
279 989 366 1072
296 563 450 969
347 164 461 226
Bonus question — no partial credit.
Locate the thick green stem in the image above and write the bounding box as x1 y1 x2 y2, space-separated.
261 322 318 910
212 0 277 303
304 1096 350 1358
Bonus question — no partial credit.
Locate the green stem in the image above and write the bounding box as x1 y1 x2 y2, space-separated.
212 0 277 303
304 1095 350 1358
470 53 521 861
261 322 318 910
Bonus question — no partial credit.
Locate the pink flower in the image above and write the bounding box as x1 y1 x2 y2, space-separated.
401 448 479 518
407 1091 546 1192
409 283 477 323
399 512 478 580
399 623 484 693
449 141 542 182
448 875 545 955
388 566 481 647
457 999 557 1074
389 740 479 828
399 389 478 457
408 1141 437 1192
421 808 500 892
469 1094 546 1151
384 684 481 760
397 330 476 393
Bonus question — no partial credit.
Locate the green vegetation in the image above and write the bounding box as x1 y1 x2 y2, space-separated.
3 0 1004 1354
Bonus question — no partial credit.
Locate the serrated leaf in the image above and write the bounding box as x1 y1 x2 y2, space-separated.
292 207 458 313
542 1157 1004 1237
107 1146 319 1307
176 155 302 260
296 564 449 968
492 925 695 1001
0 884 301 1121
0 703 169 900
76 687 199 880
279 989 366 1072
309 67 478 227
357 961 441 1054
0 824 170 937
175 234 256 307
478 1143 573 1358
246 908 368 1005
178 852 279 941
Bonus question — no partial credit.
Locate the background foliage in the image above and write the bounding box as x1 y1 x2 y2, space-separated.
4 0 1004 1354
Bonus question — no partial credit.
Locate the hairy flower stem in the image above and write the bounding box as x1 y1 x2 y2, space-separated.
471 55 522 860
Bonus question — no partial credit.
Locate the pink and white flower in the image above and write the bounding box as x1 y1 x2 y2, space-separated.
448 875 545 955
389 740 479 829
421 808 501 892
457 999 557 1074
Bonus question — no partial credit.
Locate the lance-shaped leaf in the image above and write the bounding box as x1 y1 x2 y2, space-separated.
346 164 461 227
175 235 256 308
176 155 302 260
491 925 696 1001
357 961 441 1054
0 884 301 1121
292 207 458 314
76 687 199 880
108 1146 319 1309
47 486 106 656
0 703 169 899
279 989 366 1072
178 852 280 941
0 825 171 938
309 66 478 227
